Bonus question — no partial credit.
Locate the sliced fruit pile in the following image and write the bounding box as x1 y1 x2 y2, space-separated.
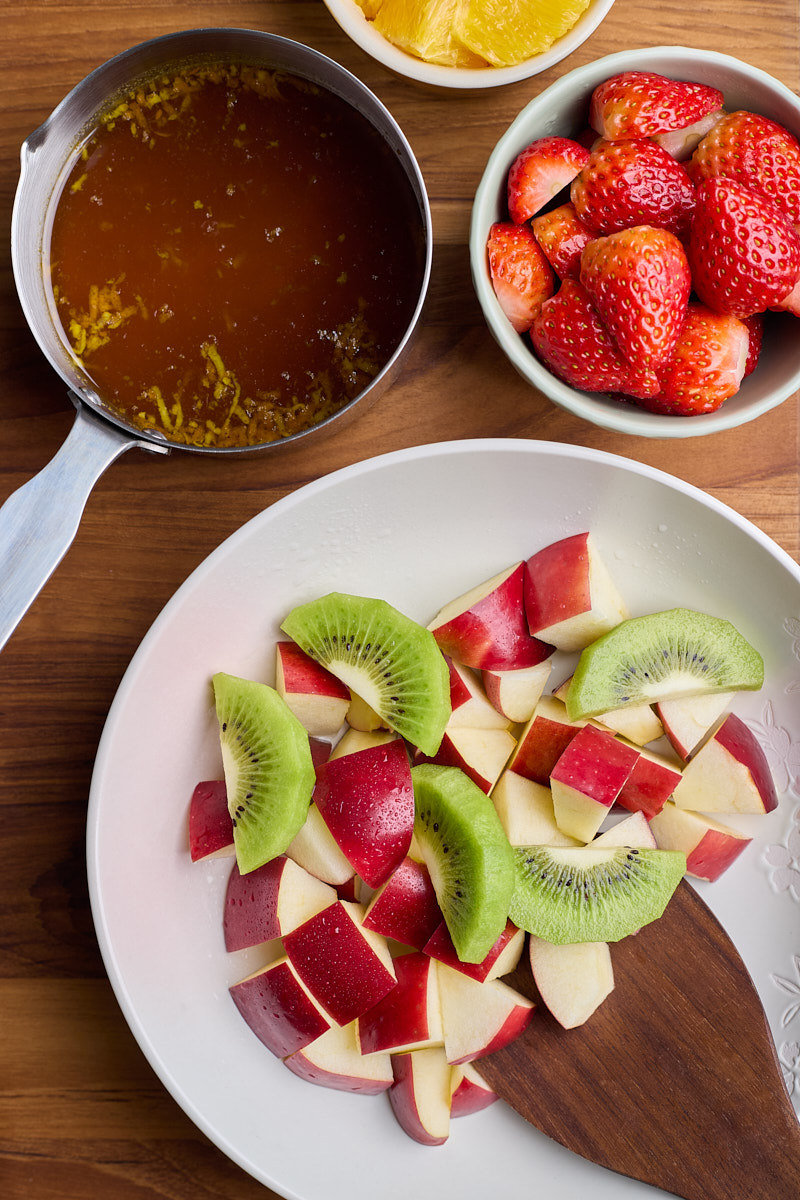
487 69 800 414
353 0 591 69
189 539 778 1146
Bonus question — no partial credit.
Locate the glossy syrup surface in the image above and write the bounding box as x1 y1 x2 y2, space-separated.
49 62 425 446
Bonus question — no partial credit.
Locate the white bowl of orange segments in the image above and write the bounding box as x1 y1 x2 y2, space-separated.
323 0 617 88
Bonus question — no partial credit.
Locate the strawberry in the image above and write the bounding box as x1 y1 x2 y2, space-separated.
579 225 691 372
487 221 555 333
507 137 590 224
530 279 659 397
589 71 724 141
742 314 764 376
636 302 750 415
688 177 800 318
530 202 594 279
570 138 696 237
688 109 800 227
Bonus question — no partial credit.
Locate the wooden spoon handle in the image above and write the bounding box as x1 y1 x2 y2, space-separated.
479 883 800 1200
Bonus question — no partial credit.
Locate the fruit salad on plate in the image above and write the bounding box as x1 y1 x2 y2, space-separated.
487 69 800 415
188 532 777 1146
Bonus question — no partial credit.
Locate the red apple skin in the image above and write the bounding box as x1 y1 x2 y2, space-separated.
313 740 414 888
224 857 286 951
687 829 752 881
358 952 440 1055
509 697 584 784
188 780 233 861
283 901 397 1026
450 1004 534 1066
423 919 522 983
551 724 638 806
229 958 330 1057
524 532 592 631
431 562 554 670
616 752 682 819
277 641 350 700
450 1066 498 1116
388 1050 451 1146
362 857 443 950
715 713 778 813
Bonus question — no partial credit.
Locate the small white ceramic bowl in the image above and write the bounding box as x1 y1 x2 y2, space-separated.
323 0 616 90
470 46 800 437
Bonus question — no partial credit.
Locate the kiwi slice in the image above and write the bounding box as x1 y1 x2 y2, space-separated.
411 763 514 963
566 608 764 721
509 845 687 944
212 672 315 874
281 592 451 756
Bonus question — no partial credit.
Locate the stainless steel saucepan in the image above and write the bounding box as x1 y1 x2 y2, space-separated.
0 26 432 652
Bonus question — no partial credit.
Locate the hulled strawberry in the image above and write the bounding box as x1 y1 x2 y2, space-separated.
580 225 691 372
570 138 696 237
589 71 724 141
507 136 590 224
530 202 594 280
688 177 800 318
487 221 556 333
530 279 659 397
636 302 750 415
688 109 800 227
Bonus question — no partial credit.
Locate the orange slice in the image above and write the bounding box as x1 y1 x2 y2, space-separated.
371 0 487 66
453 0 591 66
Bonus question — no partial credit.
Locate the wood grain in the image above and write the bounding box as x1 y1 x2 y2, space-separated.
0 1 798 1198
479 883 800 1200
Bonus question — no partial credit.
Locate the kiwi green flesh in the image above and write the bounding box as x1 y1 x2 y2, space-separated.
411 763 514 963
281 592 451 756
213 672 315 874
509 845 687 944
567 608 764 721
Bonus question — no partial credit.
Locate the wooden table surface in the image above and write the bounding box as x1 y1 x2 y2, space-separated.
1 1 798 1197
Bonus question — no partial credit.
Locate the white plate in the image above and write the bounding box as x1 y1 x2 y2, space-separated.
87 439 800 1199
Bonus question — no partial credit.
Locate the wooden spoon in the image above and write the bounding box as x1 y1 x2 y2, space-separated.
479 881 800 1200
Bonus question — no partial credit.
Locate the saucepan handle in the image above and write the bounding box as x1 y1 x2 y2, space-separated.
0 398 168 654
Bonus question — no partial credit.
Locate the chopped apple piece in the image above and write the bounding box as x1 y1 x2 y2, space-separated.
554 675 663 746
330 726 397 759
283 900 397 1025
422 724 517 794
507 694 588 785
650 801 753 880
524 532 628 652
424 918 524 982
346 691 390 732
314 739 414 888
362 856 443 950
284 1018 393 1094
223 855 337 952
428 561 553 670
671 713 778 814
285 802 355 888
276 640 350 737
358 951 444 1055
591 810 657 849
229 955 331 1057
481 660 552 725
188 779 234 861
446 657 513 729
491 769 580 847
615 744 683 819
528 936 614 1028
550 724 639 842
656 692 734 760
389 1046 452 1146
436 963 535 1064
450 1062 498 1116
